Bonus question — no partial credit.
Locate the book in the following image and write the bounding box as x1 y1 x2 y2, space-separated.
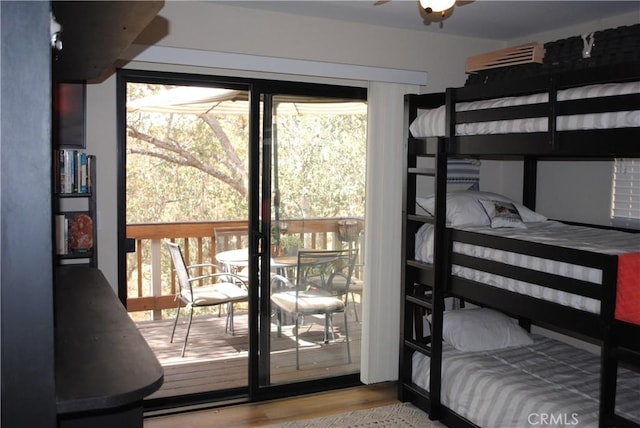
79 152 88 193
64 150 74 193
55 214 67 255
86 155 93 193
55 149 91 194
69 213 93 252
57 150 66 193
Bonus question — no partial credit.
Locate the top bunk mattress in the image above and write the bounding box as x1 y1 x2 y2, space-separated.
409 81 640 138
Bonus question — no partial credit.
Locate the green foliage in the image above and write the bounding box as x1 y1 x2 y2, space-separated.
279 234 302 250
126 83 366 224
275 113 366 219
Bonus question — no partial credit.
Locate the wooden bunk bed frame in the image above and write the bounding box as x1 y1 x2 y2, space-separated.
399 61 640 428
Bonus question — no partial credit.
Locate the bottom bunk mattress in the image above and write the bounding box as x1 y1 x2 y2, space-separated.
412 335 640 428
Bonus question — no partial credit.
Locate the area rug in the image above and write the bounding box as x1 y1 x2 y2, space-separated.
263 402 446 427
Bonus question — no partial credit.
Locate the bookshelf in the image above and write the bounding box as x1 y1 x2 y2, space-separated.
54 151 97 267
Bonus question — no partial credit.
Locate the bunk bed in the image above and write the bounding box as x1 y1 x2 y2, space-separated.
399 61 640 428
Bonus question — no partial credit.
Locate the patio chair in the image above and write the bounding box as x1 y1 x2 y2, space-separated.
270 249 357 369
324 249 362 322
214 225 250 317
165 240 249 357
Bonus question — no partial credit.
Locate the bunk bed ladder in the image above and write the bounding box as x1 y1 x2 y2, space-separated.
399 135 452 421
399 134 438 410
399 94 450 418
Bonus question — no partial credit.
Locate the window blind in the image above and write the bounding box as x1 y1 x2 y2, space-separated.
612 159 640 229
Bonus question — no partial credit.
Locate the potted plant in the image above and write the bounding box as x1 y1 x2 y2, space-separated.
337 219 362 243
280 234 302 256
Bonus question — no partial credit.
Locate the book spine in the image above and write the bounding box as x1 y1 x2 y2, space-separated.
54 150 61 194
80 152 88 193
65 217 69 253
73 150 79 193
87 155 92 193
58 150 66 194
55 214 67 255
64 150 73 193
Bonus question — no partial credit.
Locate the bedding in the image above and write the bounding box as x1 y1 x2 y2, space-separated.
409 81 640 138
440 308 533 352
415 221 640 315
616 252 640 325
415 191 547 226
411 335 640 428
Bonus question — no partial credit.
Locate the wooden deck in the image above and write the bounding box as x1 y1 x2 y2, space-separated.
136 305 361 399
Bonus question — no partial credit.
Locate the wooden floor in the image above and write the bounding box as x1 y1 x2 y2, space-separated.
144 381 399 427
137 305 361 399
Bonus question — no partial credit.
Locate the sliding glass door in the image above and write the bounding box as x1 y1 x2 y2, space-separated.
119 70 366 408
122 75 253 403
258 92 367 387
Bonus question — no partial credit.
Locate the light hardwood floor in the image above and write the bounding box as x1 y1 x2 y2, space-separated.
143 381 399 427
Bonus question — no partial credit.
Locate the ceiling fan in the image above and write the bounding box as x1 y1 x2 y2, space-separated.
419 0 457 16
375 0 466 19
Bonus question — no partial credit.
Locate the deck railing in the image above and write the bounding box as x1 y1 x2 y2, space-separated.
125 218 363 320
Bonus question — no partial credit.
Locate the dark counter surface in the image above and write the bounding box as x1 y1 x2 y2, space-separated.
55 267 163 414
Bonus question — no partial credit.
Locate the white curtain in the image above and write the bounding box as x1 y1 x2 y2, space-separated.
361 81 418 383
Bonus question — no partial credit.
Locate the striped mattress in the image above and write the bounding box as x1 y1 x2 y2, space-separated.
415 221 640 315
409 81 640 138
412 335 640 428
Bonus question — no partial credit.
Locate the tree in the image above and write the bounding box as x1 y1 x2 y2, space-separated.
125 83 366 224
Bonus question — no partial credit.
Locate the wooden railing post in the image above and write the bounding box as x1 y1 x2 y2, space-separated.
151 238 163 320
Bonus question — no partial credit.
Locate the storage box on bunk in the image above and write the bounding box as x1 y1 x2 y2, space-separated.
465 23 640 86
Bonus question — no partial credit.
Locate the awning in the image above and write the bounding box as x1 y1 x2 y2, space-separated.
126 86 367 116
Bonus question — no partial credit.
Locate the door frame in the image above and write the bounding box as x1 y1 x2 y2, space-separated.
116 69 366 410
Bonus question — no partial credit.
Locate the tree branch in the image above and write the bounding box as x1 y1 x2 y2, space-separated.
127 127 248 197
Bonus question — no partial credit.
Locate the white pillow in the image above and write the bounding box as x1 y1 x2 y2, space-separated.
418 191 546 226
479 199 527 229
416 197 432 216
442 308 534 352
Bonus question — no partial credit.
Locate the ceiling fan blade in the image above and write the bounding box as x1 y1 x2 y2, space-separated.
374 0 392 5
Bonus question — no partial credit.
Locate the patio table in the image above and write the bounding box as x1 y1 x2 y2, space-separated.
216 248 298 275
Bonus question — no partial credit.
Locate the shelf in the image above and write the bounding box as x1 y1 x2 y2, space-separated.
57 251 93 259
54 154 97 267
51 1 164 82
57 192 93 198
